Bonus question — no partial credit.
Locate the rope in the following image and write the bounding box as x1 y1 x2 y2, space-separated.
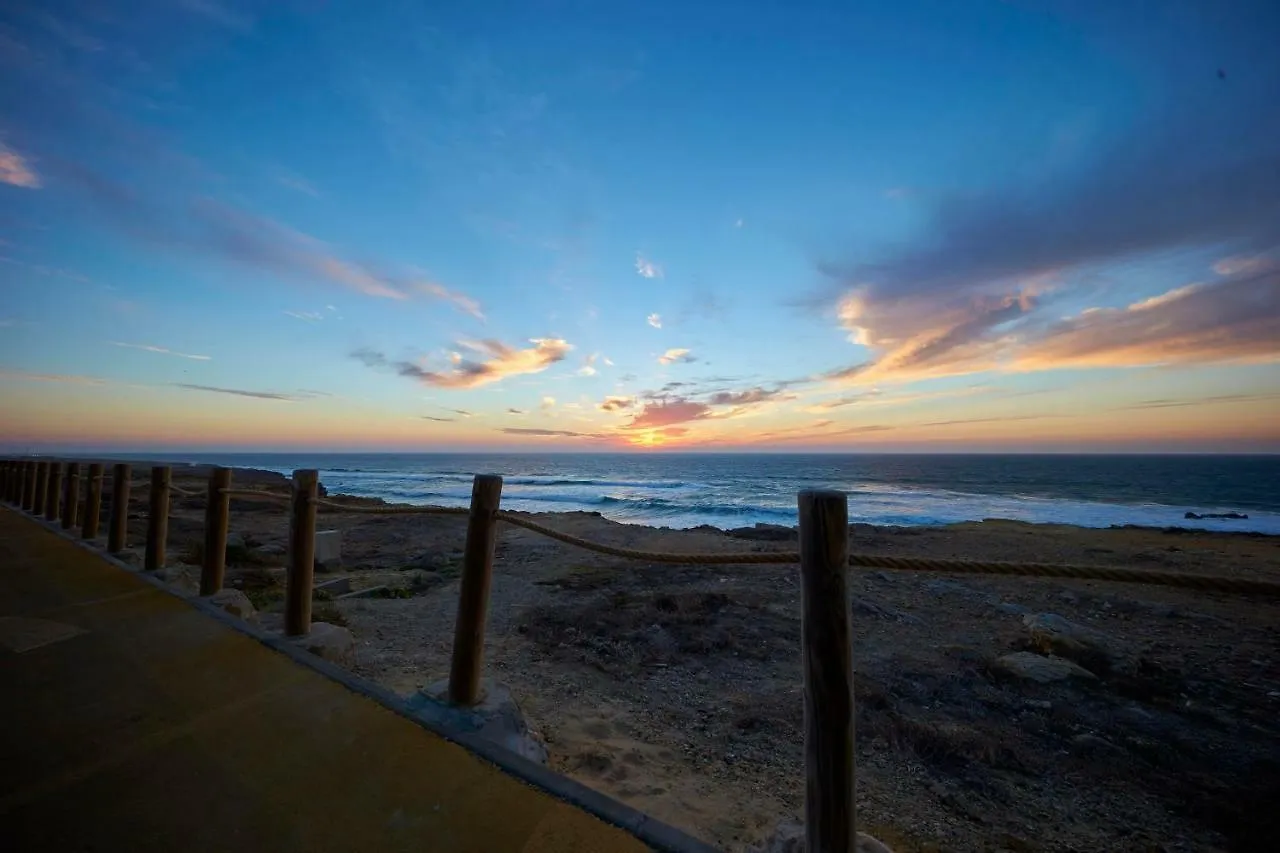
495 511 1280 597
496 511 795 563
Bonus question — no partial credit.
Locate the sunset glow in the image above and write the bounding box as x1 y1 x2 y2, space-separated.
1 2 1277 453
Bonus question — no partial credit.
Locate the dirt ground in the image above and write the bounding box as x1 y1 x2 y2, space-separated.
134 470 1280 852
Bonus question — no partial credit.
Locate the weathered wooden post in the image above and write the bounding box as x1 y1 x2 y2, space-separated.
108 463 131 553
200 467 233 595
285 469 319 636
82 463 104 539
32 462 48 515
44 462 62 522
1 462 10 503
24 461 37 511
448 474 504 705
22 462 34 508
62 462 81 529
145 466 171 571
798 489 855 853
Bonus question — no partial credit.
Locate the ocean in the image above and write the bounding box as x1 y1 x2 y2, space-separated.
125 453 1280 535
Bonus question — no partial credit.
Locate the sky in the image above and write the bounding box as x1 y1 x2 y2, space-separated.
1 0 1278 453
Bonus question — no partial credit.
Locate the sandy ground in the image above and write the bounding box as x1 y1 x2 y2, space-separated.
126 469 1280 852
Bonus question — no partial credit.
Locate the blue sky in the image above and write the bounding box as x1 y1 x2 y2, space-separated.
1 0 1278 452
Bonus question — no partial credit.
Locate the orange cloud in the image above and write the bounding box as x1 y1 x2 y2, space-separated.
0 144 40 188
353 338 572 389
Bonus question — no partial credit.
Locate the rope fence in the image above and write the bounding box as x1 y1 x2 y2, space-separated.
4 460 1278 853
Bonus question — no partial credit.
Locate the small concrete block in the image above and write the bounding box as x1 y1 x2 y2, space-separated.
314 529 342 569
315 576 352 597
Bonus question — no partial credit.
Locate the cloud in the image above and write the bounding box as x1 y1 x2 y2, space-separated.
412 281 485 320
804 391 883 411
706 387 790 406
501 428 589 437
1117 392 1280 411
0 370 108 386
179 0 254 31
627 399 711 429
578 353 599 376
110 341 211 361
658 348 696 366
285 310 324 322
647 313 662 329
0 144 40 188
449 408 473 418
507 407 525 415
421 416 455 422
273 169 320 198
598 395 634 412
62 172 485 317
353 338 571 389
635 253 662 279
540 395 556 410
819 38 1280 384
174 384 296 400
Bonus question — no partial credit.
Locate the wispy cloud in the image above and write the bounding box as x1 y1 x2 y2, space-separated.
706 387 791 406
658 348 696 366
421 415 455 422
64 172 485 317
0 370 108 386
0 144 40 188
507 407 525 415
501 427 597 438
352 338 572 389
1117 392 1280 411
273 169 320 198
174 384 296 400
627 399 711 429
647 313 662 329
284 310 324 322
110 341 211 361
179 0 254 32
635 253 662 279
578 353 599 376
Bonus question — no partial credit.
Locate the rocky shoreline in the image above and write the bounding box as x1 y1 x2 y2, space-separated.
111 468 1280 851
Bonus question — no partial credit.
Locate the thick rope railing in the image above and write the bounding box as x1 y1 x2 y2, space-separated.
191 488 1280 597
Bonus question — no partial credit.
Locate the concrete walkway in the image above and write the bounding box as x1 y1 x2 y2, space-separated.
0 509 659 853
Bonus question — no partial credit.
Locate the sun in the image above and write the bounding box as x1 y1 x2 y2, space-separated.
628 430 665 448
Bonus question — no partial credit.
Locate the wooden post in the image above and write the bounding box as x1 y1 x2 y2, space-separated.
108 463 131 553
448 474 504 705
24 461 37 511
798 489 855 853
32 462 48 515
82 463 104 539
285 469 319 636
62 462 80 529
44 462 62 522
1 462 9 503
200 467 233 596
145 466 171 571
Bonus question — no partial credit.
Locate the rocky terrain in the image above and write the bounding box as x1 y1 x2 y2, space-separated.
122 470 1280 852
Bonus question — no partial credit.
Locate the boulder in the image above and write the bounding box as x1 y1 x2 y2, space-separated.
419 679 549 765
1023 612 1118 674
754 822 894 853
207 588 256 621
726 523 798 542
153 564 200 595
994 652 1097 684
295 622 356 668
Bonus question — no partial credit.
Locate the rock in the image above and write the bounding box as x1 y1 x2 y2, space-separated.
333 585 391 600
1023 612 1118 674
314 576 352 597
753 821 895 853
725 523 798 542
1072 733 1122 755
995 601 1029 617
418 679 549 765
405 551 453 571
153 565 200 595
316 481 328 498
258 542 286 557
1185 511 1248 520
295 622 356 668
207 588 256 620
994 652 1097 684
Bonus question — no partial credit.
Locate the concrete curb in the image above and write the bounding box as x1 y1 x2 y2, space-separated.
2 506 720 853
